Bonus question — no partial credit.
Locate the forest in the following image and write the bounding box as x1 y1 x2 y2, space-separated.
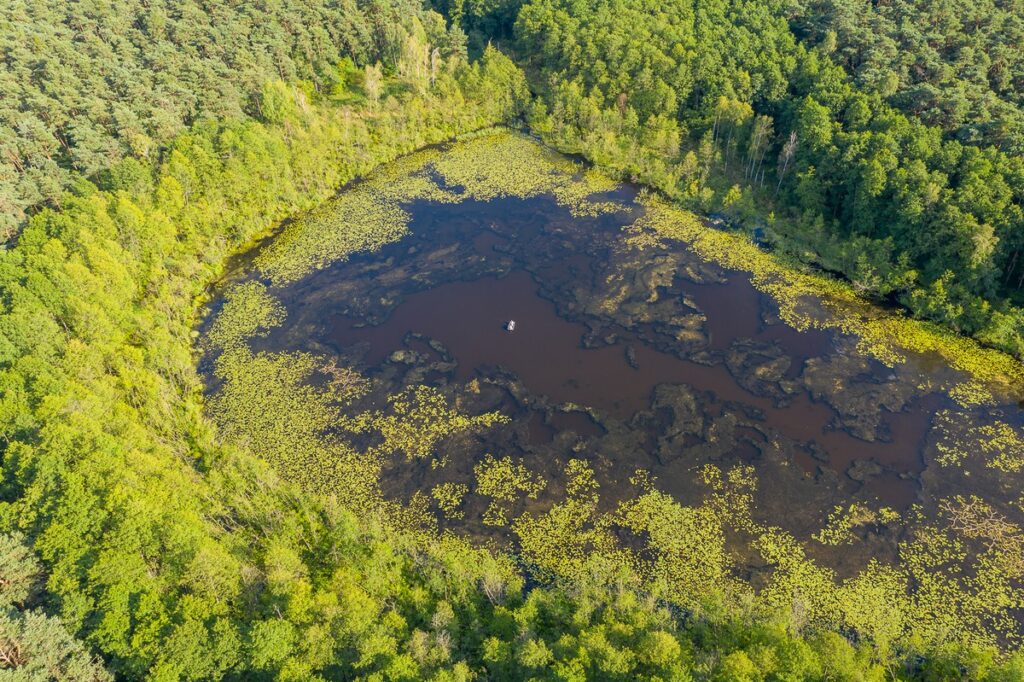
1 0 1024 679
510 0 1024 357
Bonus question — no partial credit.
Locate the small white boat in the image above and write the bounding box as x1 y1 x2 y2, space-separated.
506 319 516 332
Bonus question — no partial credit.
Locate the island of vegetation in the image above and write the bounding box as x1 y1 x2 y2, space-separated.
1 0 1024 680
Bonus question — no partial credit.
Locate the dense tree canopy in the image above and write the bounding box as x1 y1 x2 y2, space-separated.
4 48 991 677
790 0 1024 153
3 0 1024 678
0 0 467 241
513 0 1024 356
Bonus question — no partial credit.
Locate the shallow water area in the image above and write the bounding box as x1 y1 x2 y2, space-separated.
200 134 1024 600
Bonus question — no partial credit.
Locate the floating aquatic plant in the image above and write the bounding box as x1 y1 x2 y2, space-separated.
631 194 1024 407
256 187 411 284
199 129 1024 655
352 385 508 464
934 409 1024 473
204 280 285 352
473 454 546 527
432 482 469 520
813 503 879 546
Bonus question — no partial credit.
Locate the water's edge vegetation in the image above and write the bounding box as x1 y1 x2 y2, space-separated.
2 4 1024 681
200 127 1024 678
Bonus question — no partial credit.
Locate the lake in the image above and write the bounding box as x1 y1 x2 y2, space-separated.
199 132 1024 640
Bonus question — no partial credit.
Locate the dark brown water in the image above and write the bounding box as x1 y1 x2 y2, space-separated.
204 188 1024 575
333 271 731 418
326 265 932 507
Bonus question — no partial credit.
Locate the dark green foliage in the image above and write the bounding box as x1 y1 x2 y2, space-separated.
0 534 111 680
0 611 112 681
790 0 1024 153
0 20 533 675
0 0 468 241
2 0 1024 678
0 533 40 609
432 0 524 56
512 0 1024 358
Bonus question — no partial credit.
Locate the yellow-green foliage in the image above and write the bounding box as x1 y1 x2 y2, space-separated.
0 53 538 677
632 195 1024 406
431 130 573 199
755 527 845 626
209 347 384 509
934 409 1024 472
353 386 508 464
360 146 462 205
835 561 911 654
255 145 469 283
432 482 469 520
200 130 1024 662
616 490 737 611
473 455 545 526
251 130 627 286
210 347 511 515
204 280 285 351
431 130 625 215
813 503 878 546
513 460 636 581
699 463 759 532
897 521 1021 650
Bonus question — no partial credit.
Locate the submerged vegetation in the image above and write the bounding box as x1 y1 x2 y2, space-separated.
254 130 623 286
3 0 1024 678
202 130 1024 677
634 195 1024 405
0 12 542 675
513 0 1024 361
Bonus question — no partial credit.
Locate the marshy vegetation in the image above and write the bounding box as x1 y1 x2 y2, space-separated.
5 0 1024 678
200 130 1024 673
